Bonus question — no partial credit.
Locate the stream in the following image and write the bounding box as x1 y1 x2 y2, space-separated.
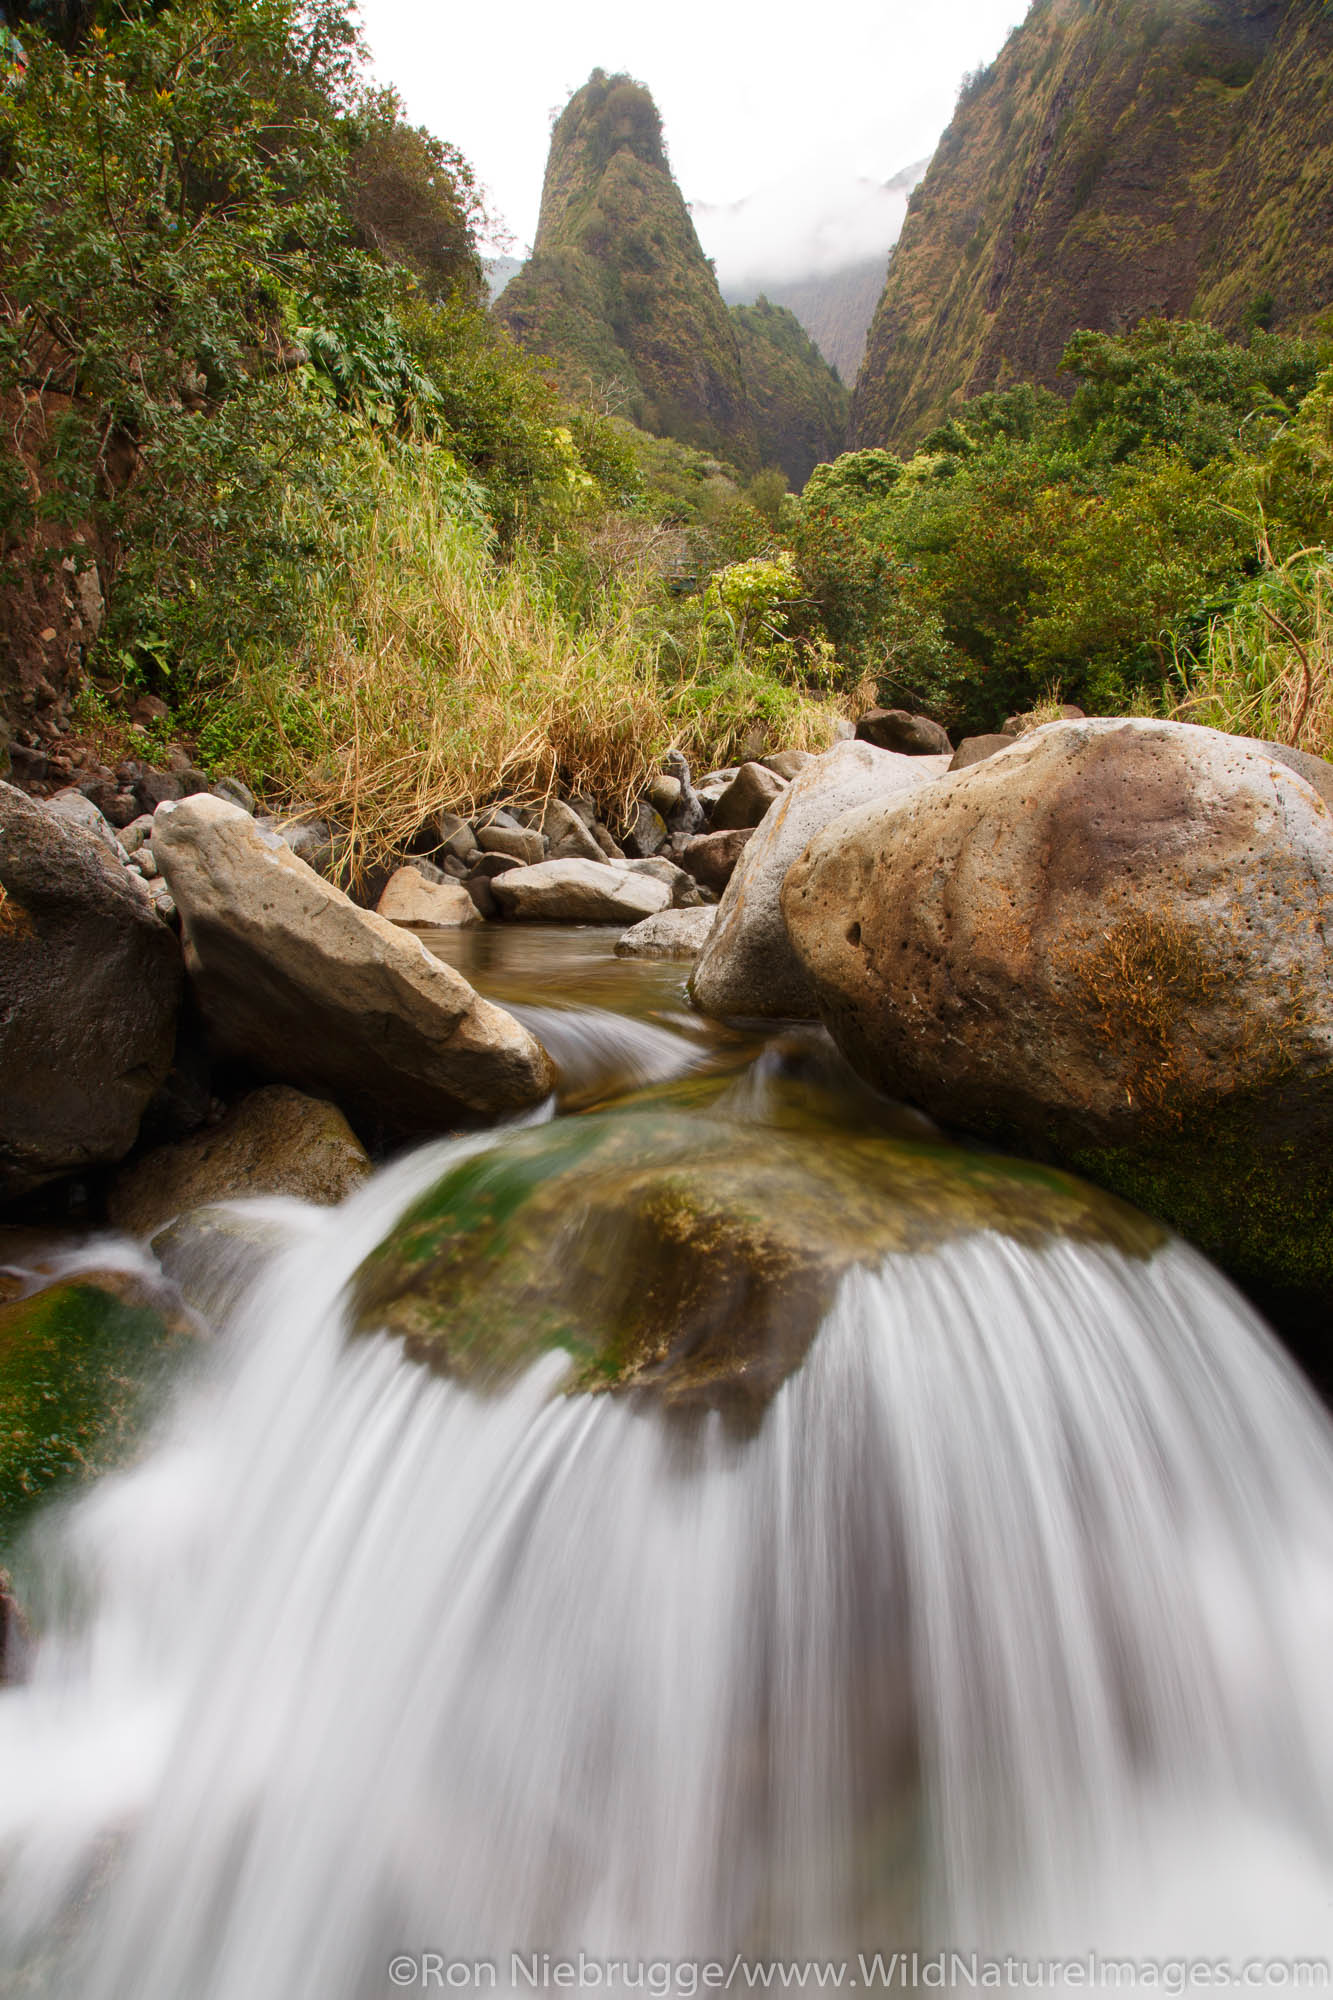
1 925 1331 1996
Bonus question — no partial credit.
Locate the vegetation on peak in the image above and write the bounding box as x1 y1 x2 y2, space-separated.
496 73 847 488
852 0 1333 450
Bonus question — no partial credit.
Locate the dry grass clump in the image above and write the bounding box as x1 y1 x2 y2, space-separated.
1171 550 1333 757
224 438 849 873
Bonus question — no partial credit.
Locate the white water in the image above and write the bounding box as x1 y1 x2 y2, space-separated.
2 1137 1333 1994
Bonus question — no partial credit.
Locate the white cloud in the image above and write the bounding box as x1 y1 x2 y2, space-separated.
693 160 929 293
355 0 1029 257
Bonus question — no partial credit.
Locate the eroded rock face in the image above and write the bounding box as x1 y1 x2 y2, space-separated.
0 782 182 1197
615 906 716 960
153 796 553 1139
108 1085 371 1238
491 858 671 925
782 719 1333 1306
351 1110 1160 1417
690 741 948 1021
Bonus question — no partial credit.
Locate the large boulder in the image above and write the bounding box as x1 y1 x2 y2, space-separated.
949 733 1018 772
782 719 1333 1308
690 741 948 1021
152 796 552 1138
855 709 952 756
709 761 787 831
615 906 716 960
351 1110 1158 1416
0 782 182 1198
679 826 754 894
108 1085 371 1238
491 858 671 925
538 798 605 864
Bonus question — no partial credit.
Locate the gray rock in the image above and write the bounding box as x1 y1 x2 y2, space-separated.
690 740 948 1021
1234 737 1333 812
375 865 483 927
471 852 523 880
540 797 606 863
621 857 706 907
433 811 480 865
253 815 343 880
854 709 952 756
108 1085 371 1238
211 777 255 814
592 822 625 861
949 733 1019 772
476 823 545 865
132 847 159 879
679 826 754 894
782 719 1333 1307
709 761 788 832
622 801 669 858
120 813 157 856
491 858 672 925
0 782 182 1197
646 773 682 815
615 906 717 959
462 874 499 920
663 749 707 835
44 788 120 853
761 750 815 781
153 796 552 1136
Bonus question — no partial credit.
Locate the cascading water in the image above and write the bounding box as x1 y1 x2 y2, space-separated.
1 930 1331 1997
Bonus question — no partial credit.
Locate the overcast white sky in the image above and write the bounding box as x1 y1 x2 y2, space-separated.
356 0 1030 262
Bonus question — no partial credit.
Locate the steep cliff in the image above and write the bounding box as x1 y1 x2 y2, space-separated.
851 0 1333 449
496 73 847 484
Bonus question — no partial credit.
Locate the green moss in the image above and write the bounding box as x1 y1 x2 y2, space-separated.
0 1279 189 1552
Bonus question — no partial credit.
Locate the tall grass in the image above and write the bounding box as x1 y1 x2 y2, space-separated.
205 435 850 872
1170 548 1333 757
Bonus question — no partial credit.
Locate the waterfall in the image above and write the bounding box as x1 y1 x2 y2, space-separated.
1 1134 1331 1995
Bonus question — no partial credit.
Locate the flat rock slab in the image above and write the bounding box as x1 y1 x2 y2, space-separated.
153 796 552 1139
615 906 716 959
491 858 672 925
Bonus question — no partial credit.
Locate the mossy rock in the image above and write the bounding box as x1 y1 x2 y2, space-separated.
0 1274 193 1550
351 1108 1163 1415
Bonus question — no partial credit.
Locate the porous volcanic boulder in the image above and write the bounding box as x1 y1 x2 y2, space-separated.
855 709 952 756
153 796 552 1137
691 741 948 1021
375 866 482 927
680 827 754 894
615 906 716 960
1235 737 1333 812
491 858 671 925
782 719 1333 1307
949 733 1018 772
0 782 182 1198
108 1085 371 1237
709 761 787 832
351 1111 1158 1416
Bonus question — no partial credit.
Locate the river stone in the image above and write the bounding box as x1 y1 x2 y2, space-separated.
351 1111 1160 1417
476 823 544 866
539 798 604 863
679 826 754 894
949 733 1018 771
43 787 122 854
375 865 482 927
662 750 707 835
646 773 682 816
108 1085 371 1238
622 801 669 858
709 761 787 832
761 750 815 781
491 858 671 925
621 856 706 907
615 907 716 960
855 709 952 757
691 741 948 1022
152 795 553 1137
782 718 1333 1309
0 782 182 1198
0 1268 194 1546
